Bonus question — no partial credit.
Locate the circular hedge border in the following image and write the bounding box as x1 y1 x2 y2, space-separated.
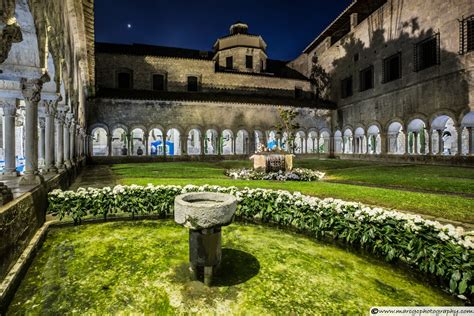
48 184 473 302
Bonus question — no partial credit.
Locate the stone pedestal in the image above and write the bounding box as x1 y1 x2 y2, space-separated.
250 153 294 172
174 192 237 286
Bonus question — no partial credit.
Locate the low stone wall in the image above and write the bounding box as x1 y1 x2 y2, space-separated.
88 155 251 165
0 159 84 290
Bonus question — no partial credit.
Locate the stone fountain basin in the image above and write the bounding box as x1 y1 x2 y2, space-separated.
174 192 237 230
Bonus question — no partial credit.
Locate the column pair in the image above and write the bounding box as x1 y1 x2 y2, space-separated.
19 74 50 185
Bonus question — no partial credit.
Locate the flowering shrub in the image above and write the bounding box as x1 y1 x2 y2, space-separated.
224 168 325 181
48 184 473 300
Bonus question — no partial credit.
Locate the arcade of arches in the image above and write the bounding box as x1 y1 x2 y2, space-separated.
89 112 474 158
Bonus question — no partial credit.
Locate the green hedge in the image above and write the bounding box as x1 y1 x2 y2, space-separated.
49 184 473 301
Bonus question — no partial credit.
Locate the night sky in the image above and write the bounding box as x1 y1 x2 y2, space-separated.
95 0 350 61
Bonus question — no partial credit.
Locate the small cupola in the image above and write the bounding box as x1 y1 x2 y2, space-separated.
229 21 249 35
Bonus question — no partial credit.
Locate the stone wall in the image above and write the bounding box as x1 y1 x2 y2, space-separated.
0 163 84 284
87 98 331 138
95 53 311 93
300 0 474 131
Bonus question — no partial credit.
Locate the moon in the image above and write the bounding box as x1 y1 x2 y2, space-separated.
127 24 132 29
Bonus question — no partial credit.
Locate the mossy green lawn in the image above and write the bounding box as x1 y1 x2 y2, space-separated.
111 159 474 223
8 221 459 314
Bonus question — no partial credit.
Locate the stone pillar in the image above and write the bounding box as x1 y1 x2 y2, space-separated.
180 134 187 156
63 114 71 168
315 136 319 153
342 137 346 153
1 99 18 178
20 75 49 185
329 134 335 157
456 126 463 156
144 133 149 155
468 127 473 155
106 134 111 156
437 129 443 155
427 130 433 155
55 108 66 171
126 133 131 156
404 132 408 155
69 117 75 164
249 132 256 154
200 134 206 156
411 132 417 155
44 99 58 173
38 117 45 169
380 132 387 155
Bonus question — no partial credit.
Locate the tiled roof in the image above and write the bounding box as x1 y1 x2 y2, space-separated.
95 42 214 60
96 42 308 80
94 88 336 109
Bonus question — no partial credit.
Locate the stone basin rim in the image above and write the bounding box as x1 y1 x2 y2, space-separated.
176 192 237 208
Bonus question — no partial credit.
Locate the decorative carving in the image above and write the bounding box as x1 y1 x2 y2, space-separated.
0 16 23 64
39 117 46 129
0 98 17 116
20 73 51 103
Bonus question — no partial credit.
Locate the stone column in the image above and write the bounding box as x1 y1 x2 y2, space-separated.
1 99 18 178
315 136 319 153
404 132 408 155
144 133 149 155
107 134 112 156
126 133 131 156
38 117 45 169
437 129 443 155
20 75 49 185
180 134 187 156
200 133 205 156
456 126 463 156
44 98 58 173
55 108 66 171
380 132 387 155
249 132 256 154
427 130 433 155
413 132 419 155
63 114 71 168
329 134 335 157
69 117 75 165
468 127 473 155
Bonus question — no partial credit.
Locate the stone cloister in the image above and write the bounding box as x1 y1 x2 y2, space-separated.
88 110 474 159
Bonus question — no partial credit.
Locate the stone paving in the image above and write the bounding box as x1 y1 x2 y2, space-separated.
68 165 117 190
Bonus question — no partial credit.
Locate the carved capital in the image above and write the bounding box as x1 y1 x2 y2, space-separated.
0 98 17 116
20 73 50 103
39 117 46 129
0 22 23 64
55 105 69 122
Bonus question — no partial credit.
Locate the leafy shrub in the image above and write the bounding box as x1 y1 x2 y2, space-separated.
48 184 473 301
224 168 325 181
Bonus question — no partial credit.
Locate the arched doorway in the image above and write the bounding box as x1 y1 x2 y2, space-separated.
131 128 145 156
187 129 201 155
204 129 218 155
148 128 164 156
91 127 108 156
111 128 127 156
343 129 353 154
431 115 457 155
407 119 428 155
387 122 405 154
367 125 381 154
235 130 249 155
166 128 181 156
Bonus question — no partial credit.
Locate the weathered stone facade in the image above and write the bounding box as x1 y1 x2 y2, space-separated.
296 0 474 157
91 22 332 158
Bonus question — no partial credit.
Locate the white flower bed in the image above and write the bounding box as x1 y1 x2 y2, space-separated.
224 168 325 181
49 184 473 300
